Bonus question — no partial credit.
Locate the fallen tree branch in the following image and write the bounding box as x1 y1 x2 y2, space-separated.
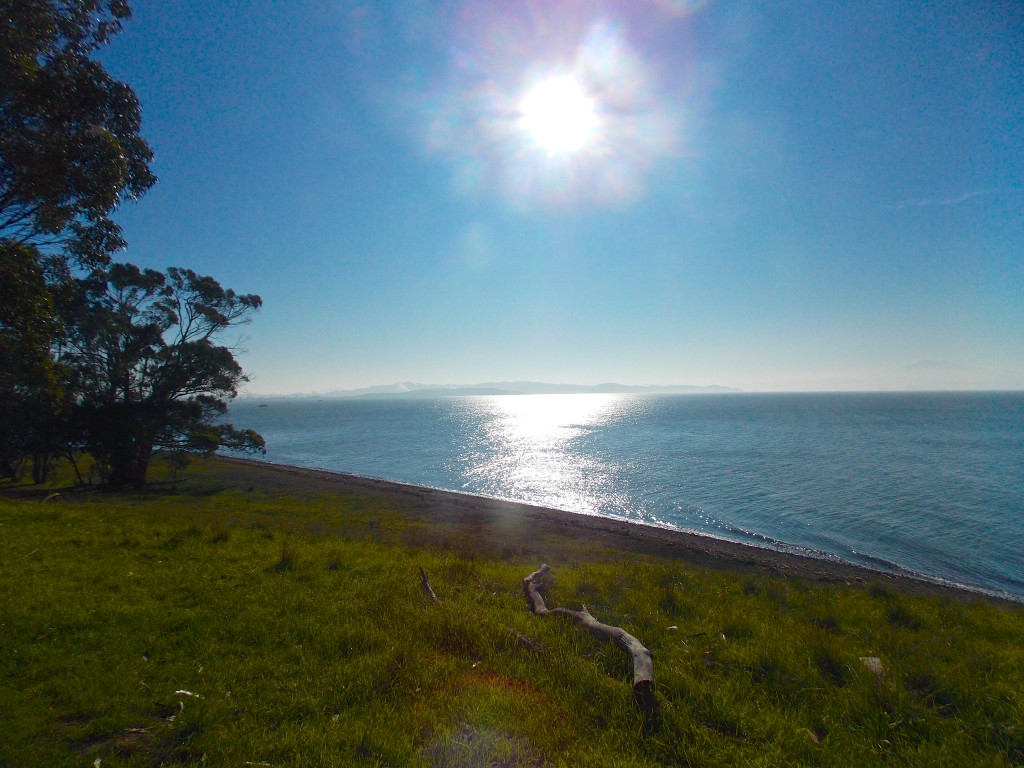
504 626 547 653
523 564 654 708
419 567 440 603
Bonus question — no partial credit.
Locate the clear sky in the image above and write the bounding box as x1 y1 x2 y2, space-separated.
101 0 1024 394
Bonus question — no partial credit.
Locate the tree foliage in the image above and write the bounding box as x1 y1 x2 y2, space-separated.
1 3 265 486
0 0 156 480
62 263 265 487
0 0 155 266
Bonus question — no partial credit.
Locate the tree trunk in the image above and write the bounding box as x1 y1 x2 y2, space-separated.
31 451 50 484
0 454 25 481
132 453 150 487
106 438 152 487
65 447 85 486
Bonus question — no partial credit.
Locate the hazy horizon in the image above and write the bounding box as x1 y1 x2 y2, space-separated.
239 372 1024 399
102 2 1023 394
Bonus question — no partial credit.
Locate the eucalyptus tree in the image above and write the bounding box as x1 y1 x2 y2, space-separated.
0 1 155 478
64 263 265 487
0 0 155 265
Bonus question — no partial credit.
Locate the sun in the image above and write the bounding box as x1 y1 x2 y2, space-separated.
518 76 598 155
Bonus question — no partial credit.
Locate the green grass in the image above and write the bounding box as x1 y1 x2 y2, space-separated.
1 457 1022 766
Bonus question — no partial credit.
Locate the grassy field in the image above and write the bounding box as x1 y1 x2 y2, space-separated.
1 456 1022 767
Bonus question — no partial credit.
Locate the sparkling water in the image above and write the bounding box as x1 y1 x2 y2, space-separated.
227 392 1024 600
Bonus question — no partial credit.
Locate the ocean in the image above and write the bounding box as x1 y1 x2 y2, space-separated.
226 392 1024 601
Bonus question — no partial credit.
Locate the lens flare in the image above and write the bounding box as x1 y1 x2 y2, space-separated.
519 76 598 155
422 5 691 209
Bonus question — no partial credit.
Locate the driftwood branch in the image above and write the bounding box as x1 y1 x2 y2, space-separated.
419 567 440 603
523 564 654 706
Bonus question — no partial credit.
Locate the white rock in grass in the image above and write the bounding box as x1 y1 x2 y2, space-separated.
859 656 884 676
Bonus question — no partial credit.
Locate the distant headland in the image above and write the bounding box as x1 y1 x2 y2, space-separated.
241 381 741 399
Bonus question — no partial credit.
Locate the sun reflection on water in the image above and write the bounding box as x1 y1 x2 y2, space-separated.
455 394 643 518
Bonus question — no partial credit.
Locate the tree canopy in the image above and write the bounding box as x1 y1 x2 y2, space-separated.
64 264 265 486
1 2 265 486
0 0 155 267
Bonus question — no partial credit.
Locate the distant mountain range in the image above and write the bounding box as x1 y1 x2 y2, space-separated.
246 381 740 399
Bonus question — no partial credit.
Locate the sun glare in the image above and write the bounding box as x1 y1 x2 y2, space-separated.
518 76 598 155
431 16 678 206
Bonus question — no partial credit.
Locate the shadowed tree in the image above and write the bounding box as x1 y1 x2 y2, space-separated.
0 241 67 481
1 1 156 479
64 263 265 487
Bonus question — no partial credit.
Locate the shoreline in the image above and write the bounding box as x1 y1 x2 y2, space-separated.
221 456 1021 606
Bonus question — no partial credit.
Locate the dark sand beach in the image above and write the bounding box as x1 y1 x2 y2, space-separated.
222 457 1014 605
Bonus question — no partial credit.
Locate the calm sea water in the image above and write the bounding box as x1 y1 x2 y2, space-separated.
227 393 1024 601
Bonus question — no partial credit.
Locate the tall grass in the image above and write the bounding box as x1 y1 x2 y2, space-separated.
1 457 1021 766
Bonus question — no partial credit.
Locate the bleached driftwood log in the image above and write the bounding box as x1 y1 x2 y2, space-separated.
522 564 654 705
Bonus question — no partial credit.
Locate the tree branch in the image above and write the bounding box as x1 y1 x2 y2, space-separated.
419 567 440 603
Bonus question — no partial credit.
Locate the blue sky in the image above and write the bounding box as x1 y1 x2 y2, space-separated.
102 0 1023 393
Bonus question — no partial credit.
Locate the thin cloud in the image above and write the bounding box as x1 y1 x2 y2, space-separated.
902 360 970 372
889 189 992 211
